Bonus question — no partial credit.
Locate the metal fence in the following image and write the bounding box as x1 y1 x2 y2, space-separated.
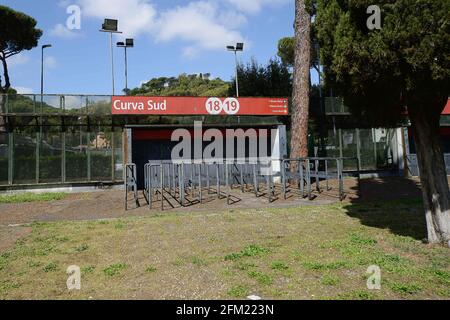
125 157 359 210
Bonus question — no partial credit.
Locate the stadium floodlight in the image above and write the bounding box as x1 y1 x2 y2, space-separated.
226 42 245 97
100 19 122 95
117 39 134 93
101 19 118 32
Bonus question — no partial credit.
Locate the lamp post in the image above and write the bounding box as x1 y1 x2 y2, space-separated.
40 44 52 96
100 19 122 95
117 38 134 94
226 42 244 97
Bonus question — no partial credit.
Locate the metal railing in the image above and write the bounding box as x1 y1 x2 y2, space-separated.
126 157 360 211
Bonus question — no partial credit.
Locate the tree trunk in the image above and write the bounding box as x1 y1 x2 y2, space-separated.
409 102 450 245
0 54 9 143
290 0 311 160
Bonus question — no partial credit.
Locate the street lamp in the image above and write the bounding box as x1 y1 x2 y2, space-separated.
100 19 122 96
117 38 134 93
41 44 52 96
227 42 244 97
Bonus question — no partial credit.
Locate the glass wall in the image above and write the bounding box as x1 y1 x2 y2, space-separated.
318 128 397 171
0 132 8 184
39 129 63 183
0 126 123 186
65 126 89 182
13 130 37 184
90 127 113 181
359 129 377 170
113 131 123 180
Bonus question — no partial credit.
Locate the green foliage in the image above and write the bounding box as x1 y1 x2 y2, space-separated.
248 270 273 285
103 263 127 276
321 274 340 286
145 266 157 273
43 262 57 272
389 282 422 295
227 285 249 298
315 0 450 124
129 73 230 97
0 6 42 92
225 244 270 261
277 37 295 66
0 192 66 204
74 244 89 253
271 261 289 271
229 58 292 97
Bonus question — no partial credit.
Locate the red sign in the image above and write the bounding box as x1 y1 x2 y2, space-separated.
442 99 450 115
111 96 289 116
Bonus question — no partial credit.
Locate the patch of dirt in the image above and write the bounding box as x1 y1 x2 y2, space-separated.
0 225 32 253
0 177 428 226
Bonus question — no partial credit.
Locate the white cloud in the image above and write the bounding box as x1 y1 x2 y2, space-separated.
49 23 81 39
226 0 290 14
77 0 157 38
14 87 34 94
74 0 288 58
156 2 245 53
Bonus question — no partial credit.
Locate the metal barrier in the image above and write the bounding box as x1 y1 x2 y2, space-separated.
125 163 139 210
126 157 359 211
280 157 358 201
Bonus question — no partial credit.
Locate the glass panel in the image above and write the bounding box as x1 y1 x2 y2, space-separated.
39 130 62 183
359 129 376 170
40 95 61 114
374 128 395 169
8 94 35 113
13 130 36 184
90 129 112 181
0 132 8 185
114 130 123 180
63 95 86 114
87 96 111 115
65 127 88 182
340 129 358 170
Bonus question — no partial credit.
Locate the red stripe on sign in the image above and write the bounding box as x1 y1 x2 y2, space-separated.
112 96 289 116
442 99 450 115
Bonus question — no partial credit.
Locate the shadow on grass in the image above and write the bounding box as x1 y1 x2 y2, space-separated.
344 177 427 241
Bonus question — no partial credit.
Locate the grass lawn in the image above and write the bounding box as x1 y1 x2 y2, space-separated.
0 198 449 300
0 192 66 204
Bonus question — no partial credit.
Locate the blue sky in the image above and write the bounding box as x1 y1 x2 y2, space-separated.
3 0 297 95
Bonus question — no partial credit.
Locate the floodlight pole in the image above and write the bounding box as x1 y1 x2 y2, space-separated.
100 20 122 96
234 50 239 98
124 45 128 92
110 32 115 95
40 44 52 96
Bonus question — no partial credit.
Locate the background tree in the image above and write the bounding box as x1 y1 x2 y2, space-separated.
316 0 450 245
0 6 42 93
129 74 230 97
228 58 292 97
277 37 295 67
0 5 42 141
291 0 312 159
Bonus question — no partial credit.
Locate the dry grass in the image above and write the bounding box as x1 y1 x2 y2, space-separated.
0 199 449 300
